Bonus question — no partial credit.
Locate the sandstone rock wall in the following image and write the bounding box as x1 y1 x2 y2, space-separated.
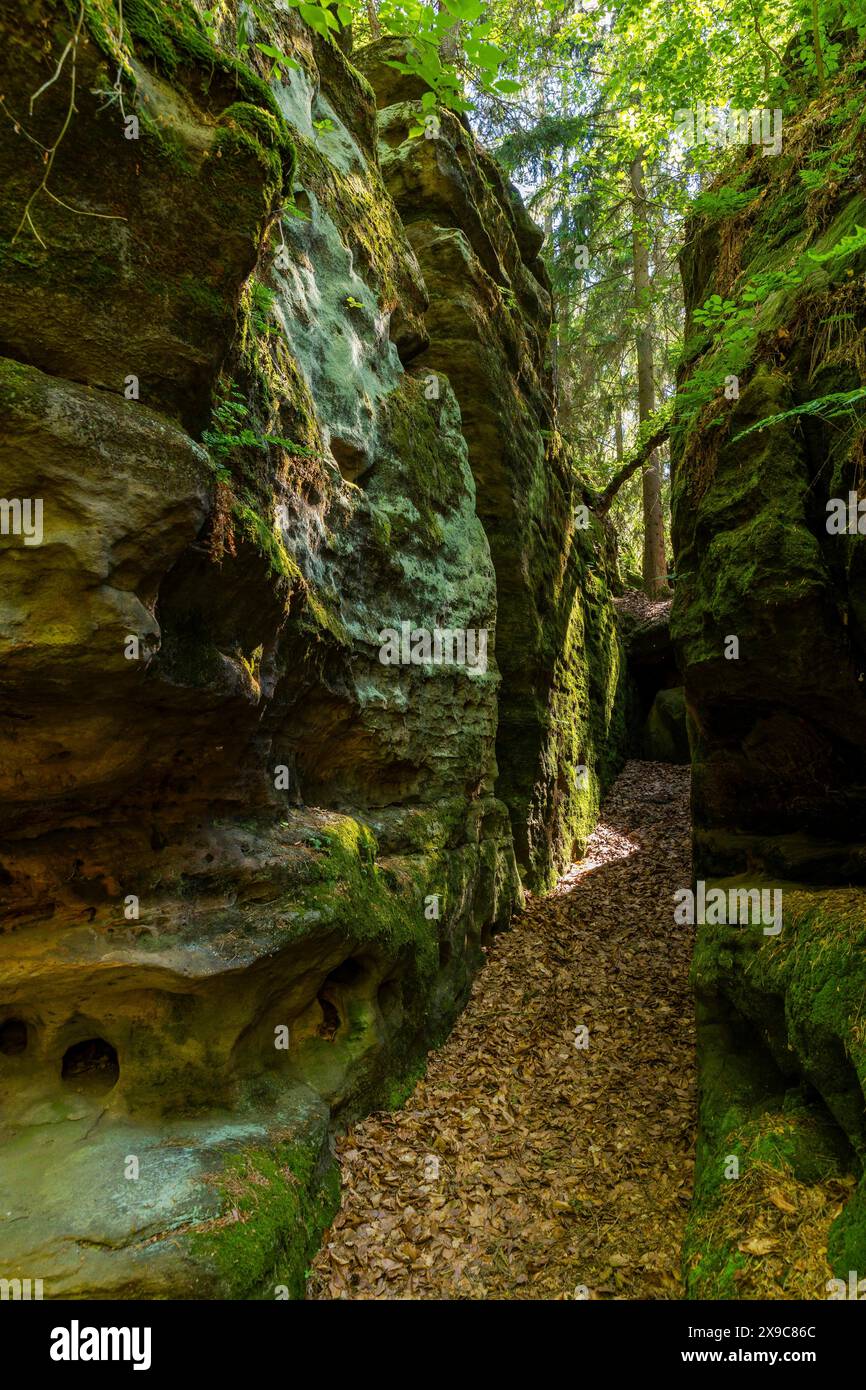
357 38 631 890
0 2 626 1295
671 46 866 1295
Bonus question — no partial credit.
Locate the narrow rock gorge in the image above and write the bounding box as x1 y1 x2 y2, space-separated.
1 0 864 1313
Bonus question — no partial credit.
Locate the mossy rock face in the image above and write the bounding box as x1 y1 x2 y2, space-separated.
670 46 866 882
687 885 866 1297
0 4 627 1297
358 46 631 889
674 49 866 1297
0 1 530 1300
0 0 293 434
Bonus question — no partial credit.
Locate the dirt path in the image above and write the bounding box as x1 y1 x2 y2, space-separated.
308 761 695 1300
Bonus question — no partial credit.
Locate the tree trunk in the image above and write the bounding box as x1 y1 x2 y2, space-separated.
436 1 461 62
629 152 668 598
365 0 381 40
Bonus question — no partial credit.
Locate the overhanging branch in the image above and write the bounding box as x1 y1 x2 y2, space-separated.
594 399 673 515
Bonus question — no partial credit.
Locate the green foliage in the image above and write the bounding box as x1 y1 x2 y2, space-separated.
249 280 279 337
691 188 757 220
202 383 313 470
731 386 866 442
799 148 858 192
692 294 739 330
807 222 866 263
678 198 866 433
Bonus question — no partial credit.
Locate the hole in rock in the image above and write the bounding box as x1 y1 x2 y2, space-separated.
325 958 364 986
0 1018 28 1055
289 189 312 219
61 1038 119 1093
330 437 370 485
317 996 341 1041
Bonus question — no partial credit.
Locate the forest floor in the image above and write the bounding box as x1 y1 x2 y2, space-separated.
307 760 696 1299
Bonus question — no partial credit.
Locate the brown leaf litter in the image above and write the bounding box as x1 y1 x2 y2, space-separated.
307 760 695 1300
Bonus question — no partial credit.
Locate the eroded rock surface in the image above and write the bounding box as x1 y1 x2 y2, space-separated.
671 47 866 1296
0 3 625 1295
357 38 631 889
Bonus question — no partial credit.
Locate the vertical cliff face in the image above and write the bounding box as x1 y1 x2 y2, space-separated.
671 47 866 1296
357 38 631 890
0 2 626 1296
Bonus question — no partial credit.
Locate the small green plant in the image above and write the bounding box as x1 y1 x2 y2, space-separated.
678 261 811 427
807 223 866 265
799 150 857 193
255 40 300 79
345 294 364 310
202 383 314 472
731 386 866 443
692 294 738 330
312 117 335 134
250 280 279 337
740 266 805 303
408 90 440 140
692 188 756 220
200 7 220 45
203 1 299 76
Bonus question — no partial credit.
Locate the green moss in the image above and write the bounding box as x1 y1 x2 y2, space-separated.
691 885 866 1143
233 497 300 584
213 122 283 200
368 504 392 551
74 0 294 205
297 585 350 647
218 101 296 191
828 1181 866 1275
294 134 417 318
177 273 227 318
304 818 438 972
190 1136 339 1299
686 885 866 1294
84 0 282 120
519 506 631 891
684 1003 854 1297
384 1055 427 1110
380 376 465 546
